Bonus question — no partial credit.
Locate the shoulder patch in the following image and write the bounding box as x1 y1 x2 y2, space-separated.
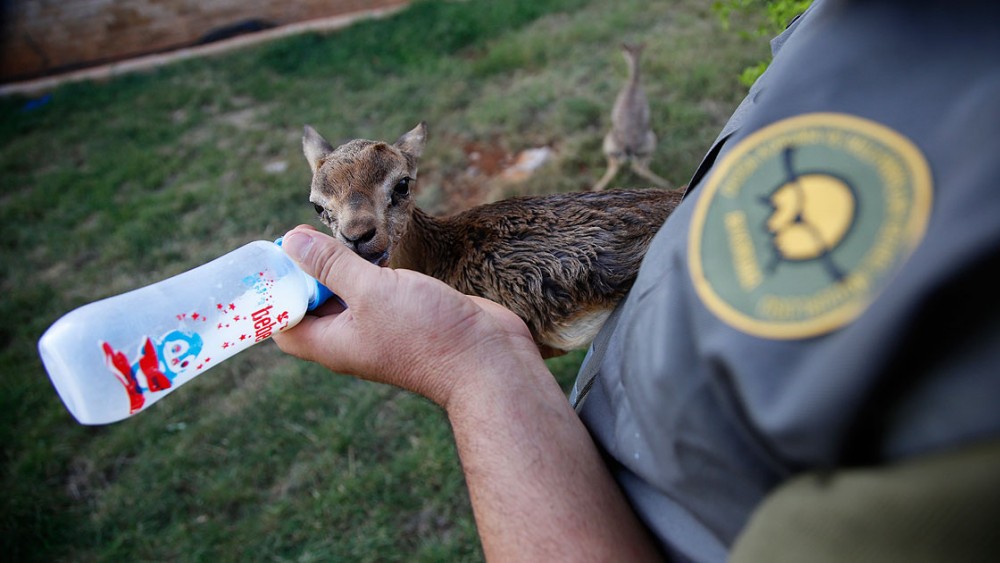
689 113 932 339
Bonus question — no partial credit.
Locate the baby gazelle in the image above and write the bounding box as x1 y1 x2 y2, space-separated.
593 43 671 191
304 122 682 356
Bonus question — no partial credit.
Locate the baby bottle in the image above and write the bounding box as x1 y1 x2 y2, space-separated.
38 239 333 425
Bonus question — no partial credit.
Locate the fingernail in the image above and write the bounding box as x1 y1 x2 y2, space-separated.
282 231 315 261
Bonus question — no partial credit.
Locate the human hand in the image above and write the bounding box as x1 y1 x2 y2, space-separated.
274 226 660 561
272 225 543 408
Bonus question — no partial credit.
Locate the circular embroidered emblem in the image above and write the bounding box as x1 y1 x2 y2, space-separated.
689 113 933 339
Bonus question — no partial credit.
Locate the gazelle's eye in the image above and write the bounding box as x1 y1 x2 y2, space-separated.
393 177 411 199
313 203 324 215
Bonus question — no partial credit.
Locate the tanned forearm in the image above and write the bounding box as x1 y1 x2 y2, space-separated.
446 352 663 561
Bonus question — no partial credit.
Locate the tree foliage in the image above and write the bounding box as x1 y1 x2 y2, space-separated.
712 0 813 85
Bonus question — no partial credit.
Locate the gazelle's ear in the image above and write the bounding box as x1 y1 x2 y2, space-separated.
394 122 427 160
303 125 335 173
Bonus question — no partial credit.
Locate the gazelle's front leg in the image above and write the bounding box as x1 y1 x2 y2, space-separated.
592 157 621 191
630 158 671 189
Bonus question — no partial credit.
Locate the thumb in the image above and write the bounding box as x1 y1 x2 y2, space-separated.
280 226 375 305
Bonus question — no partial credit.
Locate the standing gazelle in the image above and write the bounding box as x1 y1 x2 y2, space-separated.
593 43 672 191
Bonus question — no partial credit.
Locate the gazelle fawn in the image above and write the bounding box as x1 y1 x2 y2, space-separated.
303 122 682 356
593 43 671 191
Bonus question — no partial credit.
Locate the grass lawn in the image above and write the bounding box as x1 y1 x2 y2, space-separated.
0 0 768 560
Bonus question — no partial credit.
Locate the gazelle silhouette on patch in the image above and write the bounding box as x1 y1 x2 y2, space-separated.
761 146 857 282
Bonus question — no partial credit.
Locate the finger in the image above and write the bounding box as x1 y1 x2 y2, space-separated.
273 314 331 362
280 226 377 305
290 224 319 234
273 310 360 374
271 314 323 362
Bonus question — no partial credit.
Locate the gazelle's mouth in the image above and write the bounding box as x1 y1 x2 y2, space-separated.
369 251 390 267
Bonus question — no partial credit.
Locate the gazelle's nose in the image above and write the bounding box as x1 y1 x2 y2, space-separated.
342 226 376 247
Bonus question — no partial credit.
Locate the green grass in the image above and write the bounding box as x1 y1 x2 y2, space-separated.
0 0 767 560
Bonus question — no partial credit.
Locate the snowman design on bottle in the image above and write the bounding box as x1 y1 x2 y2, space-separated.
98 268 292 414
101 330 204 413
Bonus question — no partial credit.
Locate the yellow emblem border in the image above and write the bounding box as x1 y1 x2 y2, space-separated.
688 113 933 339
